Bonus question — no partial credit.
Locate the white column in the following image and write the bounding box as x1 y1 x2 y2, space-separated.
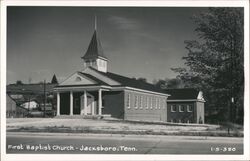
98 89 102 115
70 91 73 116
91 101 95 115
57 92 60 116
84 90 87 115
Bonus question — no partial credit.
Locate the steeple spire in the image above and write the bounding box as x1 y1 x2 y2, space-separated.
94 15 97 30
81 16 108 73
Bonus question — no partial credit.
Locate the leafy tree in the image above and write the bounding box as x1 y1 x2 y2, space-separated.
16 80 23 85
154 77 185 89
137 77 147 83
172 8 244 124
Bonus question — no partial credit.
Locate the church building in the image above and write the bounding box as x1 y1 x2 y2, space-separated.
54 22 205 123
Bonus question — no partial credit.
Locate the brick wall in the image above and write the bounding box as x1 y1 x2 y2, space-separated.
103 91 125 119
124 90 167 122
167 102 196 123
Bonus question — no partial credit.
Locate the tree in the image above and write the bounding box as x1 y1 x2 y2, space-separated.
137 77 147 83
154 77 185 89
16 80 23 85
51 74 58 84
172 8 244 124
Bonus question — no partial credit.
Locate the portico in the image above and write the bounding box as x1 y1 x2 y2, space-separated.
54 86 109 116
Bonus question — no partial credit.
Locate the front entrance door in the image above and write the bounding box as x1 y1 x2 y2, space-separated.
80 93 94 115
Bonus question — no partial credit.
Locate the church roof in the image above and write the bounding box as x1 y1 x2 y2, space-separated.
82 30 107 60
79 72 109 86
89 67 165 94
165 88 200 100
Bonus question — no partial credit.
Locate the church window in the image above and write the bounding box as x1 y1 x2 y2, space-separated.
140 96 143 109
179 105 185 112
138 96 141 109
171 105 176 112
150 97 153 109
152 97 155 109
145 97 149 109
126 93 131 109
187 105 193 112
155 98 158 109
159 99 161 109
134 95 138 109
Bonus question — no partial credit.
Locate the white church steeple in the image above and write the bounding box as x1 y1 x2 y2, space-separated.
81 16 108 73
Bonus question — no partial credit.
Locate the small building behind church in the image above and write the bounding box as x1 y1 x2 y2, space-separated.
165 88 205 124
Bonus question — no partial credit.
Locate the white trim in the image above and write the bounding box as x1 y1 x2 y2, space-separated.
114 86 170 97
59 71 97 85
150 97 153 109
167 99 206 102
56 92 60 116
70 91 73 115
98 89 102 115
97 56 108 61
145 96 149 109
83 67 121 85
126 93 131 109
187 105 193 112
197 91 205 101
54 85 111 92
155 98 158 109
171 105 176 112
179 105 184 112
134 95 138 109
55 84 170 97
140 95 143 109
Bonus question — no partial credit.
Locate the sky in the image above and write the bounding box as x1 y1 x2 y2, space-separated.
7 7 207 84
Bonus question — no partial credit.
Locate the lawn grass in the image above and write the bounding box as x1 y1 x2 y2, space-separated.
6 118 243 137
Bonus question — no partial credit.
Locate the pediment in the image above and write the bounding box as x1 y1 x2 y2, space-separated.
82 67 121 86
60 72 96 86
197 91 205 101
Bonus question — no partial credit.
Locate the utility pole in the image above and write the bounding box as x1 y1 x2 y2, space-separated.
44 79 46 118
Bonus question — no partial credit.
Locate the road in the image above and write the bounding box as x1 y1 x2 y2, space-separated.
6 132 243 154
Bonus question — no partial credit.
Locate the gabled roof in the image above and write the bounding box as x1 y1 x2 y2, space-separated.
165 88 200 100
89 67 165 93
81 30 107 60
79 72 109 86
